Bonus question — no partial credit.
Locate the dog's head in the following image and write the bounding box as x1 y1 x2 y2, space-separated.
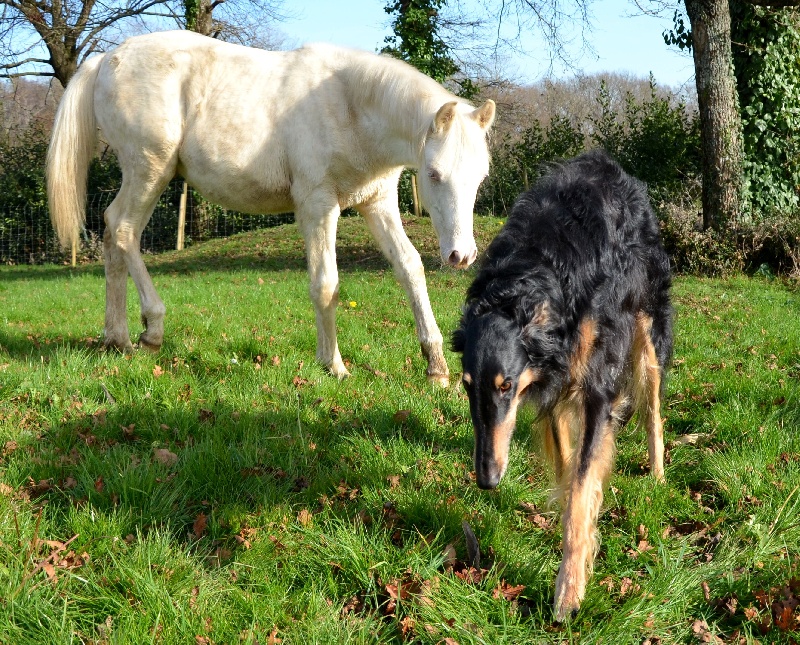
453 285 565 489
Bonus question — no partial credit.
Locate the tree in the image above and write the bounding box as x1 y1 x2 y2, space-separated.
382 0 477 97
0 0 287 86
665 1 800 228
0 0 174 85
682 0 743 230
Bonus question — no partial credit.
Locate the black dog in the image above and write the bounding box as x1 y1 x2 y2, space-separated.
452 149 673 620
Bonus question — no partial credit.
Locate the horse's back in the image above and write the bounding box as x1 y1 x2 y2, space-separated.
91 31 399 214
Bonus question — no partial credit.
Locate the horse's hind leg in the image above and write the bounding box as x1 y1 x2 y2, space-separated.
103 166 174 352
356 194 449 386
632 312 665 480
295 192 349 378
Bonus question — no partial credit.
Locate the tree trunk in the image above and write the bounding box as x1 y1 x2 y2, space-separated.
684 0 744 231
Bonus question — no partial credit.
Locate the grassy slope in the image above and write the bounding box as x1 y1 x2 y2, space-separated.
0 215 799 644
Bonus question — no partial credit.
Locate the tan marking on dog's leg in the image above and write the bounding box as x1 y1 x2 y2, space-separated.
553 420 616 622
569 318 598 383
546 398 580 507
632 313 665 481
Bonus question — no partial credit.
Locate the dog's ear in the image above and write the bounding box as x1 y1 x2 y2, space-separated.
521 300 550 339
451 326 466 353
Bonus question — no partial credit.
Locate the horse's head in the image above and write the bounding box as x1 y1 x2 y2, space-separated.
418 99 495 269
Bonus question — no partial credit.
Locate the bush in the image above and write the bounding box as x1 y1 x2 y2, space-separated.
591 77 701 205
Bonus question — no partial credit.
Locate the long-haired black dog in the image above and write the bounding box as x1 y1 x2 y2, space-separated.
452 149 673 621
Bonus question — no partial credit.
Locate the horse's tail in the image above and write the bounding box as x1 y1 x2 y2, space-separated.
47 54 105 249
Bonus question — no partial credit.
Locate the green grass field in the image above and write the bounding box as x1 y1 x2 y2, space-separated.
1 215 799 644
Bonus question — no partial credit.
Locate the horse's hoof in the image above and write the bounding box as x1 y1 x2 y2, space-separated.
426 373 450 388
326 361 351 380
103 339 135 354
137 335 162 353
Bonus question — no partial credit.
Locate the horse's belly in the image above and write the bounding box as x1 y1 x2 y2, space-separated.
177 147 294 214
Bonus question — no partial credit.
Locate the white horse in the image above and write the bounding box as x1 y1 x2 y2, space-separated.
47 30 495 384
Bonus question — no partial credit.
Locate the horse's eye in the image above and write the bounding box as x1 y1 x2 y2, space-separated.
499 380 512 393
427 168 441 182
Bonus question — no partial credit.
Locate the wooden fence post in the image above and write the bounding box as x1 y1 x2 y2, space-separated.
71 238 77 267
177 181 188 251
411 173 421 218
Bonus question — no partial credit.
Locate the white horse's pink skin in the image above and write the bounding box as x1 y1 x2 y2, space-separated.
47 31 495 383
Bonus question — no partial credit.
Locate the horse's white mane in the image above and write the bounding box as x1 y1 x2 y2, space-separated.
301 43 477 152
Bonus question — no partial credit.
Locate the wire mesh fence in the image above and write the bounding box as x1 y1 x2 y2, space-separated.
0 179 297 265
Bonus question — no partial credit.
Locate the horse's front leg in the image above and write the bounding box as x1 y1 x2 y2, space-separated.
297 196 349 379
357 196 449 386
554 392 617 621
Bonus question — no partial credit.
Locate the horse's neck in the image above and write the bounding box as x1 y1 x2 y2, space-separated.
341 58 456 168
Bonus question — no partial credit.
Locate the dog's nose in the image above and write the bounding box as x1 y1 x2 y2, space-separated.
475 464 503 489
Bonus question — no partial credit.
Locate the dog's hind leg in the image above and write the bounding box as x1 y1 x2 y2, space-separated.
632 312 665 481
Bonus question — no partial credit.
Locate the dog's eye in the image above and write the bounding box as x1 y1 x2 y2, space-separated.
498 380 512 393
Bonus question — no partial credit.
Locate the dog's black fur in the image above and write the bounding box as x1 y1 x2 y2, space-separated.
452 149 672 619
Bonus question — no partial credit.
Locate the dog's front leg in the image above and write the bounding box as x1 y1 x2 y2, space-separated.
553 395 617 621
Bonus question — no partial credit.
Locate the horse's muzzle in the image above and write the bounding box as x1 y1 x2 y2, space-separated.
446 246 477 269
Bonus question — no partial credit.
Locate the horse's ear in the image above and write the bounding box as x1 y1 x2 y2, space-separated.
470 99 496 131
433 101 459 133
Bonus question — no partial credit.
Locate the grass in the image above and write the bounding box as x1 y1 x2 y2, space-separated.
1 214 799 644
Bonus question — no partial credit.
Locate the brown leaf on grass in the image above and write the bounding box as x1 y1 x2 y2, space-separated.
152 365 164 378
94 476 104 493
702 581 711 602
3 440 18 455
443 638 460 645
199 408 215 423
493 579 525 601
341 594 364 616
0 482 13 496
271 355 281 366
193 513 208 540
267 627 282 644
454 566 487 585
399 615 415 638
25 477 52 499
599 576 614 592
297 509 312 526
387 474 401 489
773 599 798 631
189 586 199 610
121 423 136 441
442 543 457 571
619 577 639 598
393 409 411 423
153 448 178 467
292 376 309 388
194 637 211 645
691 618 724 643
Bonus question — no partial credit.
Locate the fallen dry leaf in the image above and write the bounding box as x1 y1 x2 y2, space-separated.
193 513 208 540
297 509 312 526
152 365 164 378
387 474 401 489
393 409 411 423
153 448 178 467
493 579 525 601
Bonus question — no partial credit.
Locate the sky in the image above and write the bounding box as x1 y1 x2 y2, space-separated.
278 0 696 93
